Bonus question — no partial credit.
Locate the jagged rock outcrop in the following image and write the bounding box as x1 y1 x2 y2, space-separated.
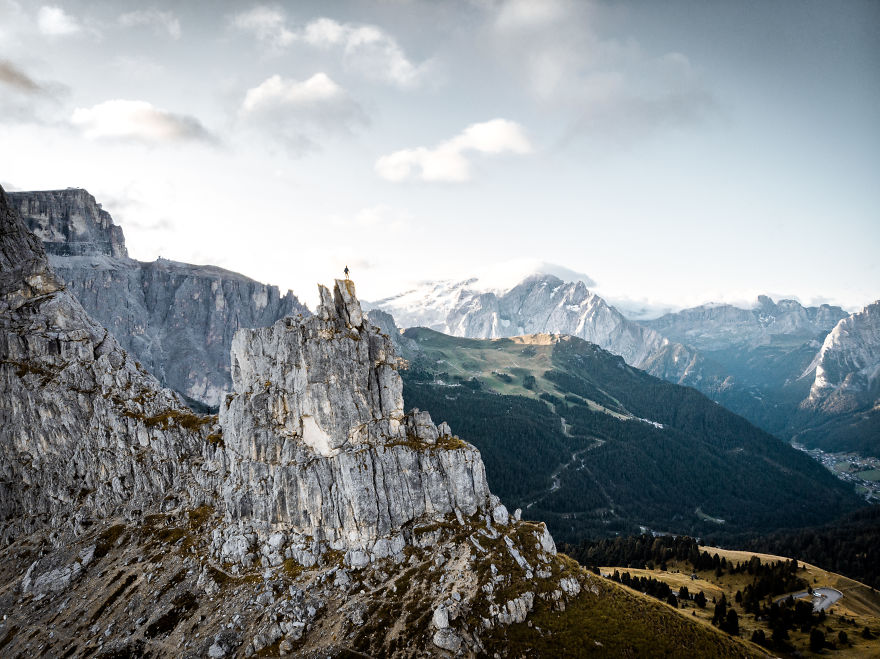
9 189 308 408
220 279 493 557
788 301 880 457
803 300 880 414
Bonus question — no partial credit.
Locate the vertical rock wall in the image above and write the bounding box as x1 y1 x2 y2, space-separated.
220 279 492 553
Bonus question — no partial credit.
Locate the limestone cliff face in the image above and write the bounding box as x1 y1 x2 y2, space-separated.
0 185 214 542
8 188 128 258
9 189 308 408
804 300 880 414
220 279 493 556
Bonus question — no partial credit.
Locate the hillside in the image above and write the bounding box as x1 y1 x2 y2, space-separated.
567 534 880 657
713 506 880 590
398 327 864 542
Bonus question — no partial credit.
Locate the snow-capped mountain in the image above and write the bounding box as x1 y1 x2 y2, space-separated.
804 300 880 414
368 267 711 384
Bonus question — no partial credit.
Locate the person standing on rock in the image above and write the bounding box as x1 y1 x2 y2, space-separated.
344 265 350 279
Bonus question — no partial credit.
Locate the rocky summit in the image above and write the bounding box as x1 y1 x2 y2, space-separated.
0 185 759 657
218 278 498 559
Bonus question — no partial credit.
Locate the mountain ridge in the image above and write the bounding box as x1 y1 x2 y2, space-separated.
8 188 309 408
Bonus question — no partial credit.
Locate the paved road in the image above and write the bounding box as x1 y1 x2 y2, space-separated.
775 587 843 612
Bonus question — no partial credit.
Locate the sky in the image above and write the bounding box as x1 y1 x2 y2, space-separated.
1 0 878 313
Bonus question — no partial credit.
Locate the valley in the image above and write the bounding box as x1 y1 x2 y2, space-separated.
396 326 864 544
794 444 880 502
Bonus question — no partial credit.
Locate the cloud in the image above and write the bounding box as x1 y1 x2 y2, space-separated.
232 7 429 87
37 5 81 36
494 0 568 32
0 59 68 123
486 0 717 141
70 100 215 144
239 73 366 152
375 119 532 183
301 17 430 87
119 9 181 39
231 6 295 49
0 60 43 93
0 1 30 47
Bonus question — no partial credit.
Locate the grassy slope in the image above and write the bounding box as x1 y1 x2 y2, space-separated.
484 558 765 658
401 328 863 542
599 546 880 658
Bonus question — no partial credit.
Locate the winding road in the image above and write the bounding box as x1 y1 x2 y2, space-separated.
774 587 843 612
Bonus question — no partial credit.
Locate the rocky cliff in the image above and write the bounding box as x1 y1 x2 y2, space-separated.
804 300 880 414
8 189 308 408
8 188 128 258
218 279 497 558
0 185 214 543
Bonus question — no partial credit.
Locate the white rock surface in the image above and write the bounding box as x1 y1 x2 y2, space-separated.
804 300 880 413
220 279 492 553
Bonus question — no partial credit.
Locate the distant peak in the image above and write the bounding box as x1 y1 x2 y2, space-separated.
470 259 595 294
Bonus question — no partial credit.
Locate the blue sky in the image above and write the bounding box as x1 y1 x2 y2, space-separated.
1 0 877 312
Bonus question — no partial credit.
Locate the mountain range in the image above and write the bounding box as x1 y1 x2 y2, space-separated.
369 270 880 458
374 317 862 542
15 188 875 463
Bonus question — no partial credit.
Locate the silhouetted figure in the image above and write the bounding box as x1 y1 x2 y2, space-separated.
344 265 350 279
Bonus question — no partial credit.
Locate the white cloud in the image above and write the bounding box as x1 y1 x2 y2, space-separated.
375 119 532 183
119 9 181 40
232 7 429 87
70 100 214 144
37 5 80 36
494 0 568 32
242 72 344 113
239 73 366 152
231 6 295 49
302 17 429 87
486 0 717 140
